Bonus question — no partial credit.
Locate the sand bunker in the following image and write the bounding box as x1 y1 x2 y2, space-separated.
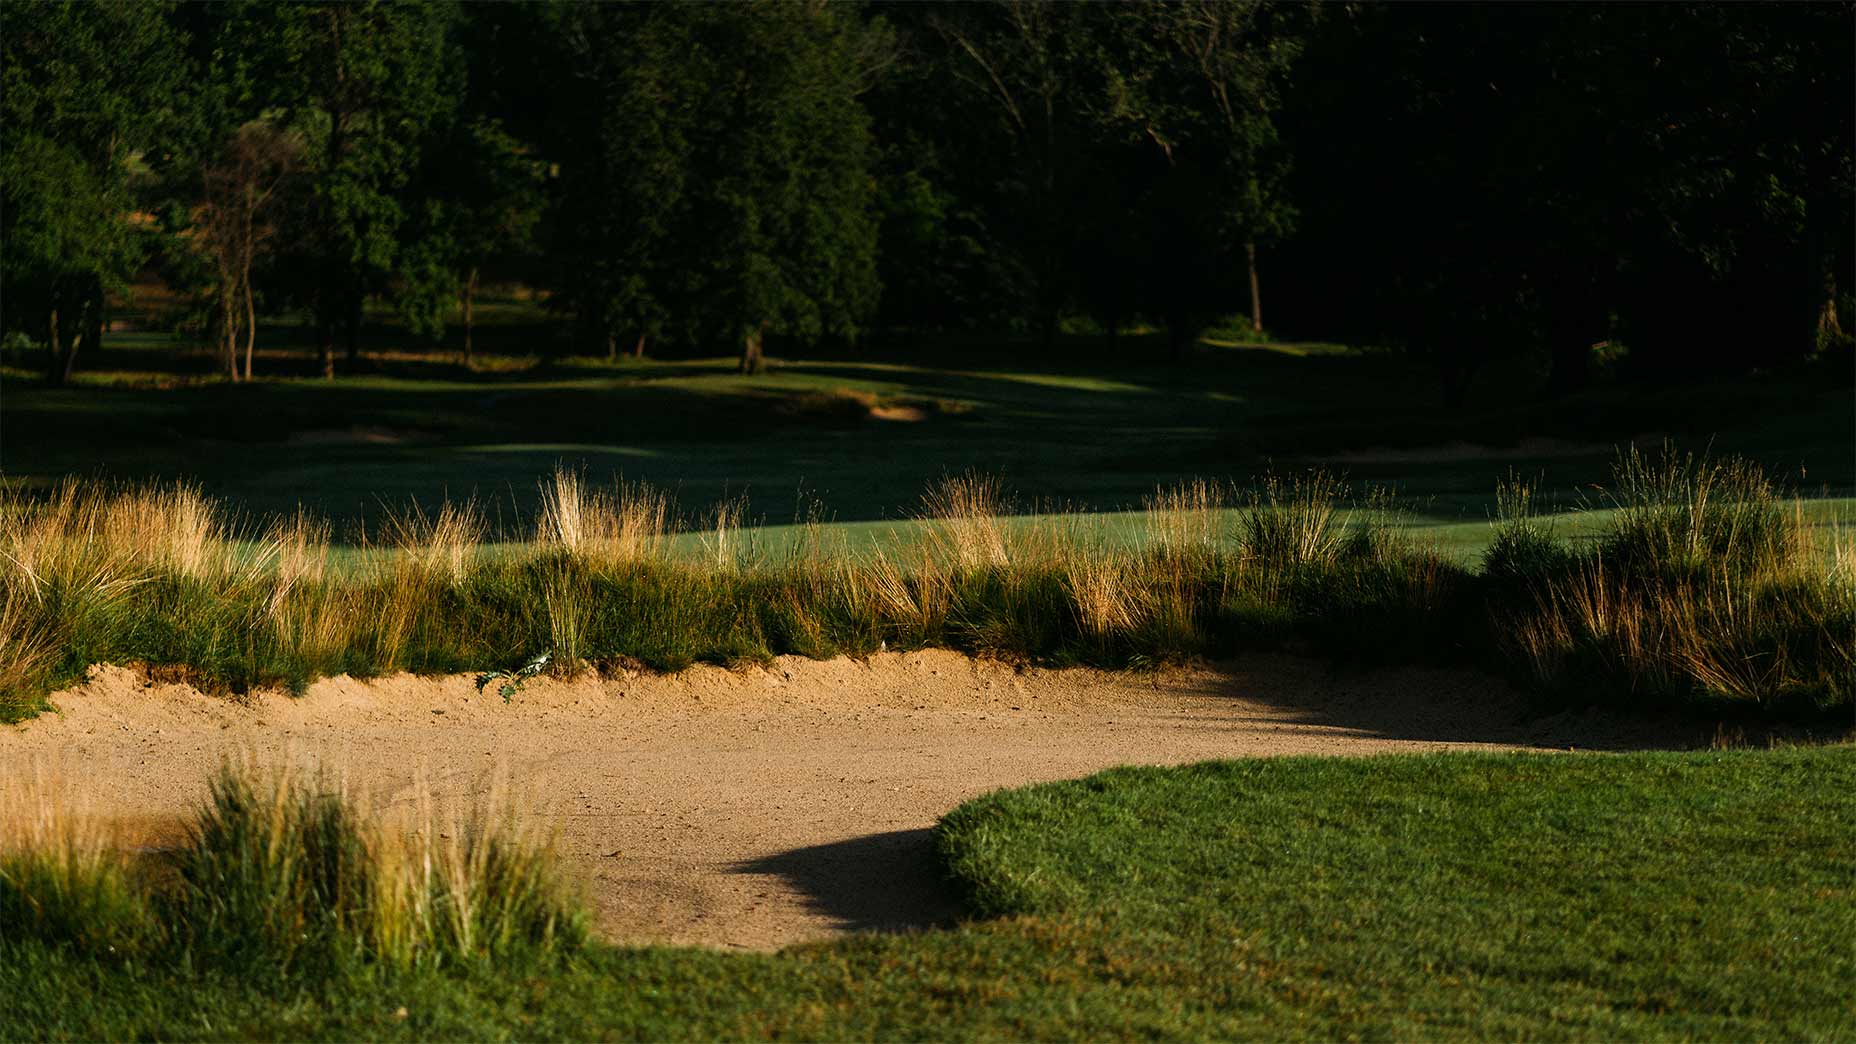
2 651 1699 951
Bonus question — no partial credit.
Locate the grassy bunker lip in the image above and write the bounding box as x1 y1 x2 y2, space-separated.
2 448 1850 724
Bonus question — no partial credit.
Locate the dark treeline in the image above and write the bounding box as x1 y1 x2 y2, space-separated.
2 1 1849 392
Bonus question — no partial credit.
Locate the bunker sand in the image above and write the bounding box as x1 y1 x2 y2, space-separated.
3 652 1697 951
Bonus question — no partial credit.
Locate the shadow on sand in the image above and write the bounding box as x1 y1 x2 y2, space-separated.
731 828 966 937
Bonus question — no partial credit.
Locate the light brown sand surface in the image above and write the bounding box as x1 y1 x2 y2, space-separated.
1 652 1696 950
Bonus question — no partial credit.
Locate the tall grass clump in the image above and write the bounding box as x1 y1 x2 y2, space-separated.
753 503 881 660
173 763 583 976
1504 448 1851 712
1142 479 1231 566
536 467 668 566
1235 475 1467 663
1600 444 1800 575
921 470 1011 572
1482 472 1572 588
0 479 253 711
0 761 586 980
0 768 160 957
1241 471 1349 576
0 584 58 716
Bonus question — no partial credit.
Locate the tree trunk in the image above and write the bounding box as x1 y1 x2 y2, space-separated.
607 330 617 361
84 278 103 379
222 293 240 380
323 9 350 379
1246 241 1263 335
46 307 61 384
344 291 362 367
739 325 766 374
461 266 478 364
70 274 100 380
62 325 82 385
632 334 647 359
242 272 258 382
319 323 336 380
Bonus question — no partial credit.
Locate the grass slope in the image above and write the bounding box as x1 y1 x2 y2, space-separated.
6 326 1849 538
6 748 1853 1040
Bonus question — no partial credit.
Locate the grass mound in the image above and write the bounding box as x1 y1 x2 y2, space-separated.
930 748 1856 1039
4 748 1852 1039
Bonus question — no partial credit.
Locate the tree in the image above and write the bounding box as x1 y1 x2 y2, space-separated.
1102 1 1298 353
881 1 1297 356
1150 1 1299 338
542 2 881 372
538 1 698 360
682 3 882 373
921 1 1108 350
197 122 299 381
1275 3 1853 398
239 1 462 377
0 0 184 383
394 119 545 363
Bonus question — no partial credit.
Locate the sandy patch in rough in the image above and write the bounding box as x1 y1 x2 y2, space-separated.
869 404 929 422
1 651 1699 951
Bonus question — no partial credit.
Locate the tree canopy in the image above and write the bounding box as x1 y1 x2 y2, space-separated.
1 0 185 382
1 0 1846 391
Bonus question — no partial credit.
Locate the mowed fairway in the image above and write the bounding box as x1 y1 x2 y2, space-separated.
5 329 1850 548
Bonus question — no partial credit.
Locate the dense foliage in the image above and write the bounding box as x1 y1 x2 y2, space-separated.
2 1 1846 385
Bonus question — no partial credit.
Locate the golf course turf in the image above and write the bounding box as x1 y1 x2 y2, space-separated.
5 747 1852 1040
